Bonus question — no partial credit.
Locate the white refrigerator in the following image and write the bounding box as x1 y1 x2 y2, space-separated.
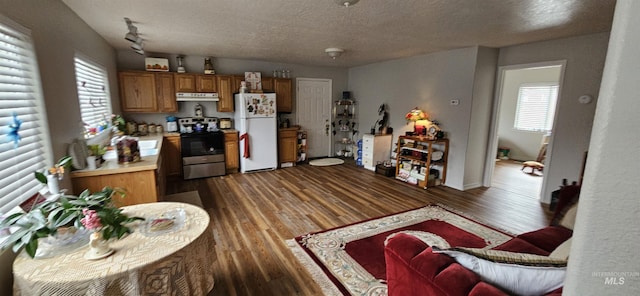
234 93 278 173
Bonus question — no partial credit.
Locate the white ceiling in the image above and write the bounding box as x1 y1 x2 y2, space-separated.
62 0 616 68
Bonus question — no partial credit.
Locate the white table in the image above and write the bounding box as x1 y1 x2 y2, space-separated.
13 202 215 295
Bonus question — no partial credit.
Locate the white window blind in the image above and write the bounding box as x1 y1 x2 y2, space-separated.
74 56 111 135
514 84 558 132
0 20 50 215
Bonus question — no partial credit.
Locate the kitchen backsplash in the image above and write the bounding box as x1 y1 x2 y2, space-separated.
124 101 295 131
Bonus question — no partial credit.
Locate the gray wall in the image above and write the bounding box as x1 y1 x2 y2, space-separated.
498 32 610 203
0 0 118 293
565 0 640 294
498 66 562 161
117 51 348 129
464 47 498 190
349 47 480 190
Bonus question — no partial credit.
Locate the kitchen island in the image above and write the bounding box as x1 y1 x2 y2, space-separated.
69 134 172 206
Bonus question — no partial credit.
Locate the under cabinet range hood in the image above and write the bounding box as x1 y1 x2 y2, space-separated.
176 92 219 102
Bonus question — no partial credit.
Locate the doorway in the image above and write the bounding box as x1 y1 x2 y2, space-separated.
296 78 332 158
484 61 566 200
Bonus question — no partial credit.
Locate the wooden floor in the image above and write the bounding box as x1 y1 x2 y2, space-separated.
166 162 554 296
491 159 543 199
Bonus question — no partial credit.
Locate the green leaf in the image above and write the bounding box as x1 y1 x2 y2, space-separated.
57 156 72 169
24 238 38 258
34 171 48 184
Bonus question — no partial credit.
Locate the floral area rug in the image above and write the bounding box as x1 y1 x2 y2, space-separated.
286 204 513 296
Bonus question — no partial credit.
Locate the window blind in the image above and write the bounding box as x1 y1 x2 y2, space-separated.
74 56 111 133
514 84 558 132
0 21 49 215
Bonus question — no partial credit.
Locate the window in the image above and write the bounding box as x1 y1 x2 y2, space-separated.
514 84 558 132
0 18 51 215
74 55 111 138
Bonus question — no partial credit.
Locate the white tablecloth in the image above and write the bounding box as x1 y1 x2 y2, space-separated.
13 202 215 295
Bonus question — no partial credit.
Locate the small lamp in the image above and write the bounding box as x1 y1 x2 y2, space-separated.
405 107 428 135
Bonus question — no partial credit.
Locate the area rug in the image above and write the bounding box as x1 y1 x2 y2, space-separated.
309 158 345 166
286 205 514 296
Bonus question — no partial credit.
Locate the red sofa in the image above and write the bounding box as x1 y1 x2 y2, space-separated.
384 185 579 296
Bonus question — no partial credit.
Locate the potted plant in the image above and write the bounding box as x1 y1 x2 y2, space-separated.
0 187 143 258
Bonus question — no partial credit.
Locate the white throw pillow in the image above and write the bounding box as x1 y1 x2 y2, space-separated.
432 247 566 296
549 238 572 260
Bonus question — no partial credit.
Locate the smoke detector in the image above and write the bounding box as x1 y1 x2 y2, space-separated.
325 48 345 59
335 0 360 7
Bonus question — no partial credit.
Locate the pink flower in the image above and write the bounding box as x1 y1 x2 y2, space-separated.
80 208 102 230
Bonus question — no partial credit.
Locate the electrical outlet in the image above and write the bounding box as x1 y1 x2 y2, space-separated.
450 99 460 106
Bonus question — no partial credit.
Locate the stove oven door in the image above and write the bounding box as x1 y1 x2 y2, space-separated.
180 132 225 179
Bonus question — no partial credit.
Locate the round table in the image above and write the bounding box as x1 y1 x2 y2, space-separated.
12 202 215 296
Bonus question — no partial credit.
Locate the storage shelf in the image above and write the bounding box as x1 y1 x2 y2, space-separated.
394 136 449 189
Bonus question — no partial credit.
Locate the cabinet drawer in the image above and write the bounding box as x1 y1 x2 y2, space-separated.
362 158 373 168
362 151 372 159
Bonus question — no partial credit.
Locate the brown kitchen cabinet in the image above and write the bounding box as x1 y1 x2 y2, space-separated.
119 71 177 113
216 75 234 112
197 75 217 92
278 127 298 167
274 78 292 113
224 131 239 173
119 71 158 112
156 73 178 112
261 77 274 92
174 73 196 92
231 75 244 94
164 135 182 176
175 73 217 92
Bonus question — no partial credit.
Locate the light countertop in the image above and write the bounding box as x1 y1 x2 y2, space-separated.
69 134 165 178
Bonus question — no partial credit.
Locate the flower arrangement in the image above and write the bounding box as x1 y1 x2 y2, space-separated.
34 156 72 184
0 187 143 258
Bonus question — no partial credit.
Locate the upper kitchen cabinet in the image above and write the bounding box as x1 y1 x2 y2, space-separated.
119 71 177 113
197 75 217 92
174 73 196 92
231 75 244 94
274 78 292 113
261 77 274 92
174 73 217 92
156 73 178 112
216 75 234 112
119 71 158 112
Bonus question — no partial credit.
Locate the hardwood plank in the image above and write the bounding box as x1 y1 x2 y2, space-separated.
166 162 553 295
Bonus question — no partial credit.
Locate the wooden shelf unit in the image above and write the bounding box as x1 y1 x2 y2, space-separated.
395 136 449 189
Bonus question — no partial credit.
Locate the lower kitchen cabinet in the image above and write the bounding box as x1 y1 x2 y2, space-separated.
224 131 239 173
278 127 298 167
164 134 182 176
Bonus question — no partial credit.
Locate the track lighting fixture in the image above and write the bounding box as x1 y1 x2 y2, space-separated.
124 17 145 55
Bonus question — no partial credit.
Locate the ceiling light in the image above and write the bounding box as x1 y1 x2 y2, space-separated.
124 30 138 42
335 0 359 7
131 41 144 51
325 48 344 59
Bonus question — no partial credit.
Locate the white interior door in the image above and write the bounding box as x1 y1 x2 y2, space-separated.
296 78 332 158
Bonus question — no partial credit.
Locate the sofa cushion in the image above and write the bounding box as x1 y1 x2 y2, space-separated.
558 202 579 230
432 246 566 296
492 237 551 256
549 238 572 260
515 226 573 253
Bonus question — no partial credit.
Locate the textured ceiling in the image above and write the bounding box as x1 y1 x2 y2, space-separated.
62 0 616 67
